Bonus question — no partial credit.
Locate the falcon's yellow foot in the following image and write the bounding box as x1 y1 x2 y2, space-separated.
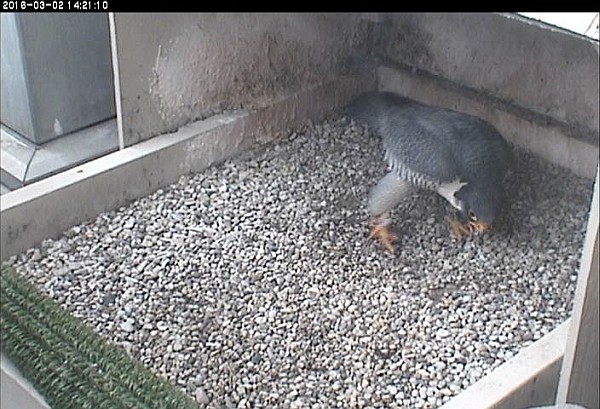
445 217 473 241
369 222 398 253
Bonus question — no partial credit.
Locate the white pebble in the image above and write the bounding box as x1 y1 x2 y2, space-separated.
436 329 451 338
195 387 209 404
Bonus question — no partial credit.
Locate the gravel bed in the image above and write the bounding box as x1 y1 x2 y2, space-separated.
7 116 594 408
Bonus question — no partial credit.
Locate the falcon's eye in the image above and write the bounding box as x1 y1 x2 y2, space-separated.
468 210 477 221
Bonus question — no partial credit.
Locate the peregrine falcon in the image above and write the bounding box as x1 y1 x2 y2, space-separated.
347 91 511 252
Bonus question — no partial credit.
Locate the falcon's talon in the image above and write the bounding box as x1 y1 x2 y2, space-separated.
368 223 398 253
445 217 473 241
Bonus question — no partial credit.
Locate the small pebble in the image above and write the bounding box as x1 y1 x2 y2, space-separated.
436 329 451 338
120 321 134 333
195 387 210 405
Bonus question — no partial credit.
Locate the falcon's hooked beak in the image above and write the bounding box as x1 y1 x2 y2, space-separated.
469 221 491 233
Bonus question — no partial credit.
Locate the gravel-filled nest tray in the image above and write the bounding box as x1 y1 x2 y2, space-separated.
7 116 594 408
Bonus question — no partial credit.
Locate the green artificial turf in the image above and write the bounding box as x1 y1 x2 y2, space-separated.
0 265 200 409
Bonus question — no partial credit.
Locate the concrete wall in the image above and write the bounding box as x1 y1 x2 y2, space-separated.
111 13 372 147
377 13 599 140
374 13 599 179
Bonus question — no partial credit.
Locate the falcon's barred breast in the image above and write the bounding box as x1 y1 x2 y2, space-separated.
347 91 512 252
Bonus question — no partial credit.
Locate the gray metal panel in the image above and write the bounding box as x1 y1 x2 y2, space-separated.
0 14 34 138
1 13 116 144
1 119 118 189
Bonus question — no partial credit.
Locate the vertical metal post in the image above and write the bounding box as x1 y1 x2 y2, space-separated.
108 13 125 151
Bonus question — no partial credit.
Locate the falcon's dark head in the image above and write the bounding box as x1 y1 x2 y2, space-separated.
455 183 505 232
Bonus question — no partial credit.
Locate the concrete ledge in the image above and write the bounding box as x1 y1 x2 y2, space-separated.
1 354 50 409
378 66 598 180
0 74 373 261
440 319 570 409
557 169 599 409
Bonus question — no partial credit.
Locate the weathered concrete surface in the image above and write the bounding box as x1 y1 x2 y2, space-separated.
0 74 373 260
557 168 599 409
376 13 599 143
111 13 372 147
378 66 598 180
1 354 50 409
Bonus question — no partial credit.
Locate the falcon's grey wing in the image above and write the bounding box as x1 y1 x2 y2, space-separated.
347 92 461 188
